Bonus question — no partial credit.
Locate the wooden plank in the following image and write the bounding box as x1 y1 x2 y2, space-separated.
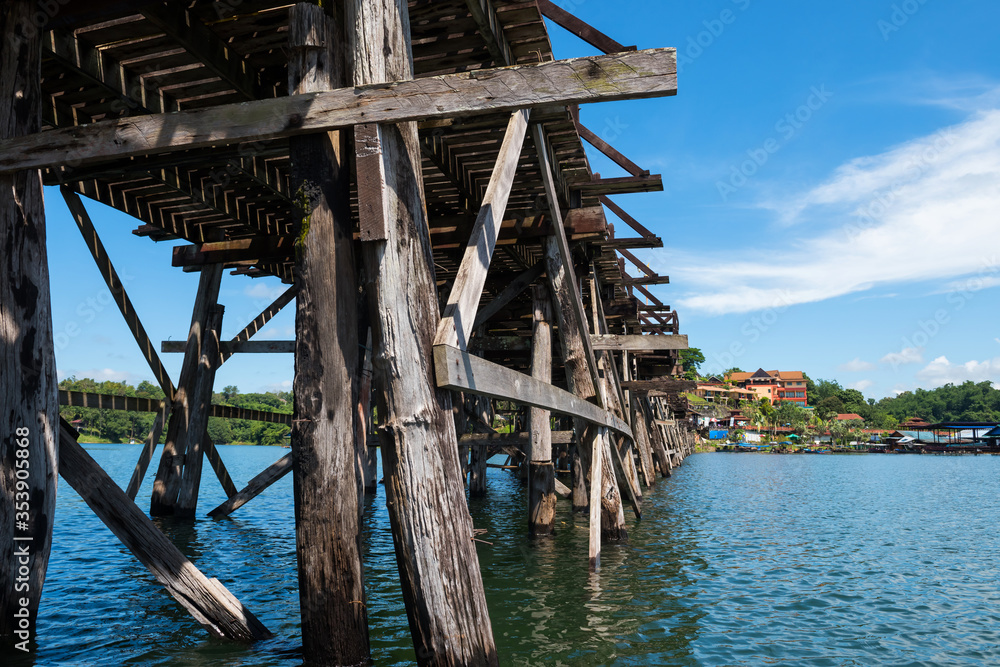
288 6 369 663
207 453 292 518
622 379 697 394
536 0 635 54
435 109 531 350
163 340 295 354
355 123 390 241
1 4 57 637
57 421 271 641
466 0 514 66
589 428 604 570
0 48 678 173
171 238 294 268
472 261 544 330
433 344 633 439
624 275 670 287
459 431 575 447
348 1 498 663
591 334 689 351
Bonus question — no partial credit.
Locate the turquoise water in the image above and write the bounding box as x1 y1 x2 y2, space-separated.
6 447 1000 665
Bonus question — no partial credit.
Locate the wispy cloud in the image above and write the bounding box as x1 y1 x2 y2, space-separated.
666 100 1000 315
839 358 875 372
881 346 924 367
244 282 289 302
916 356 1000 389
848 379 874 392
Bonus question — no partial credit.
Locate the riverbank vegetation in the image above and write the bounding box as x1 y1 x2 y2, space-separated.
58 377 291 445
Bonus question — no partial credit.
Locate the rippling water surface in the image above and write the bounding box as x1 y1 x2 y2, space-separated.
8 448 1000 665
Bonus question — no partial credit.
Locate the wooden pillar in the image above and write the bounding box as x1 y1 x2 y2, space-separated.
528 285 556 536
150 263 223 517
468 395 491 497
631 402 657 488
347 1 497 663
543 235 627 544
288 5 369 664
454 393 470 487
571 447 588 512
0 3 57 646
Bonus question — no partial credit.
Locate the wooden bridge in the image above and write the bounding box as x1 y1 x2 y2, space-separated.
0 1 695 663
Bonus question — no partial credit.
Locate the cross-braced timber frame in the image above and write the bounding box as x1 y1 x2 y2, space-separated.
0 1 699 663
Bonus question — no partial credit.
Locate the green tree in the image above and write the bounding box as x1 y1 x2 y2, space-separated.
680 348 705 381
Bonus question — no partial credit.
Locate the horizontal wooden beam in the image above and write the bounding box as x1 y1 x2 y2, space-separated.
624 275 670 286
621 379 697 395
172 238 294 268
59 390 291 425
599 237 663 250
458 431 575 447
577 174 663 196
0 48 677 173
591 334 688 351
433 344 633 439
162 340 295 354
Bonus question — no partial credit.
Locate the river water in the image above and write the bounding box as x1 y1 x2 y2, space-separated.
7 447 1000 666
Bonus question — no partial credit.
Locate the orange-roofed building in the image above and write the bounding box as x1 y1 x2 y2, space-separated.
835 413 864 422
725 368 809 406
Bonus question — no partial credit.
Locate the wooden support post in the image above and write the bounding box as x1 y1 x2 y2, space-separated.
150 263 223 517
208 453 293 518
537 124 627 546
454 393 470 487
58 421 271 641
571 447 588 512
528 285 556 536
288 6 369 664
348 2 497 663
468 395 493 497
1 5 57 644
631 403 657 488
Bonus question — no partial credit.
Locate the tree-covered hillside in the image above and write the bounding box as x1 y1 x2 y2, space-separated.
59 377 292 445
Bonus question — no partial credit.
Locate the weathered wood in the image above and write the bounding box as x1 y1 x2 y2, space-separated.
589 427 604 570
459 431 574 447
175 304 224 516
600 195 657 240
433 345 633 438
591 334 688 351
163 340 295 354
436 109 531 350
528 284 556 536
150 263 223 517
57 421 271 641
288 6 369 663
126 403 169 500
172 237 294 268
207 453 293 518
355 122 390 242
536 0 635 54
348 2 498 663
465 0 514 67
623 379 698 394
537 122 627 544
631 403 657 489
0 48 678 173
203 436 238 500
1 5 57 644
473 261 544 330
576 122 648 177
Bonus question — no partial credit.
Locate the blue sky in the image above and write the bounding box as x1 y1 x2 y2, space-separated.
46 0 1000 399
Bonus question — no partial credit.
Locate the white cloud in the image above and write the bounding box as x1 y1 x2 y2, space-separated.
933 274 1000 295
59 367 144 384
265 380 293 393
667 103 1000 315
258 325 295 341
880 346 924 367
244 282 289 302
848 379 874 392
916 356 1000 389
839 358 875 372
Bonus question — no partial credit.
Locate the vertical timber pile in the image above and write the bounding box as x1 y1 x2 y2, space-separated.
150 264 223 517
0 2 58 645
528 285 556 536
288 4 369 663
346 0 498 663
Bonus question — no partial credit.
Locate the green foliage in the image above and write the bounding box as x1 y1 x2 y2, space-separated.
876 381 1000 424
680 347 705 380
